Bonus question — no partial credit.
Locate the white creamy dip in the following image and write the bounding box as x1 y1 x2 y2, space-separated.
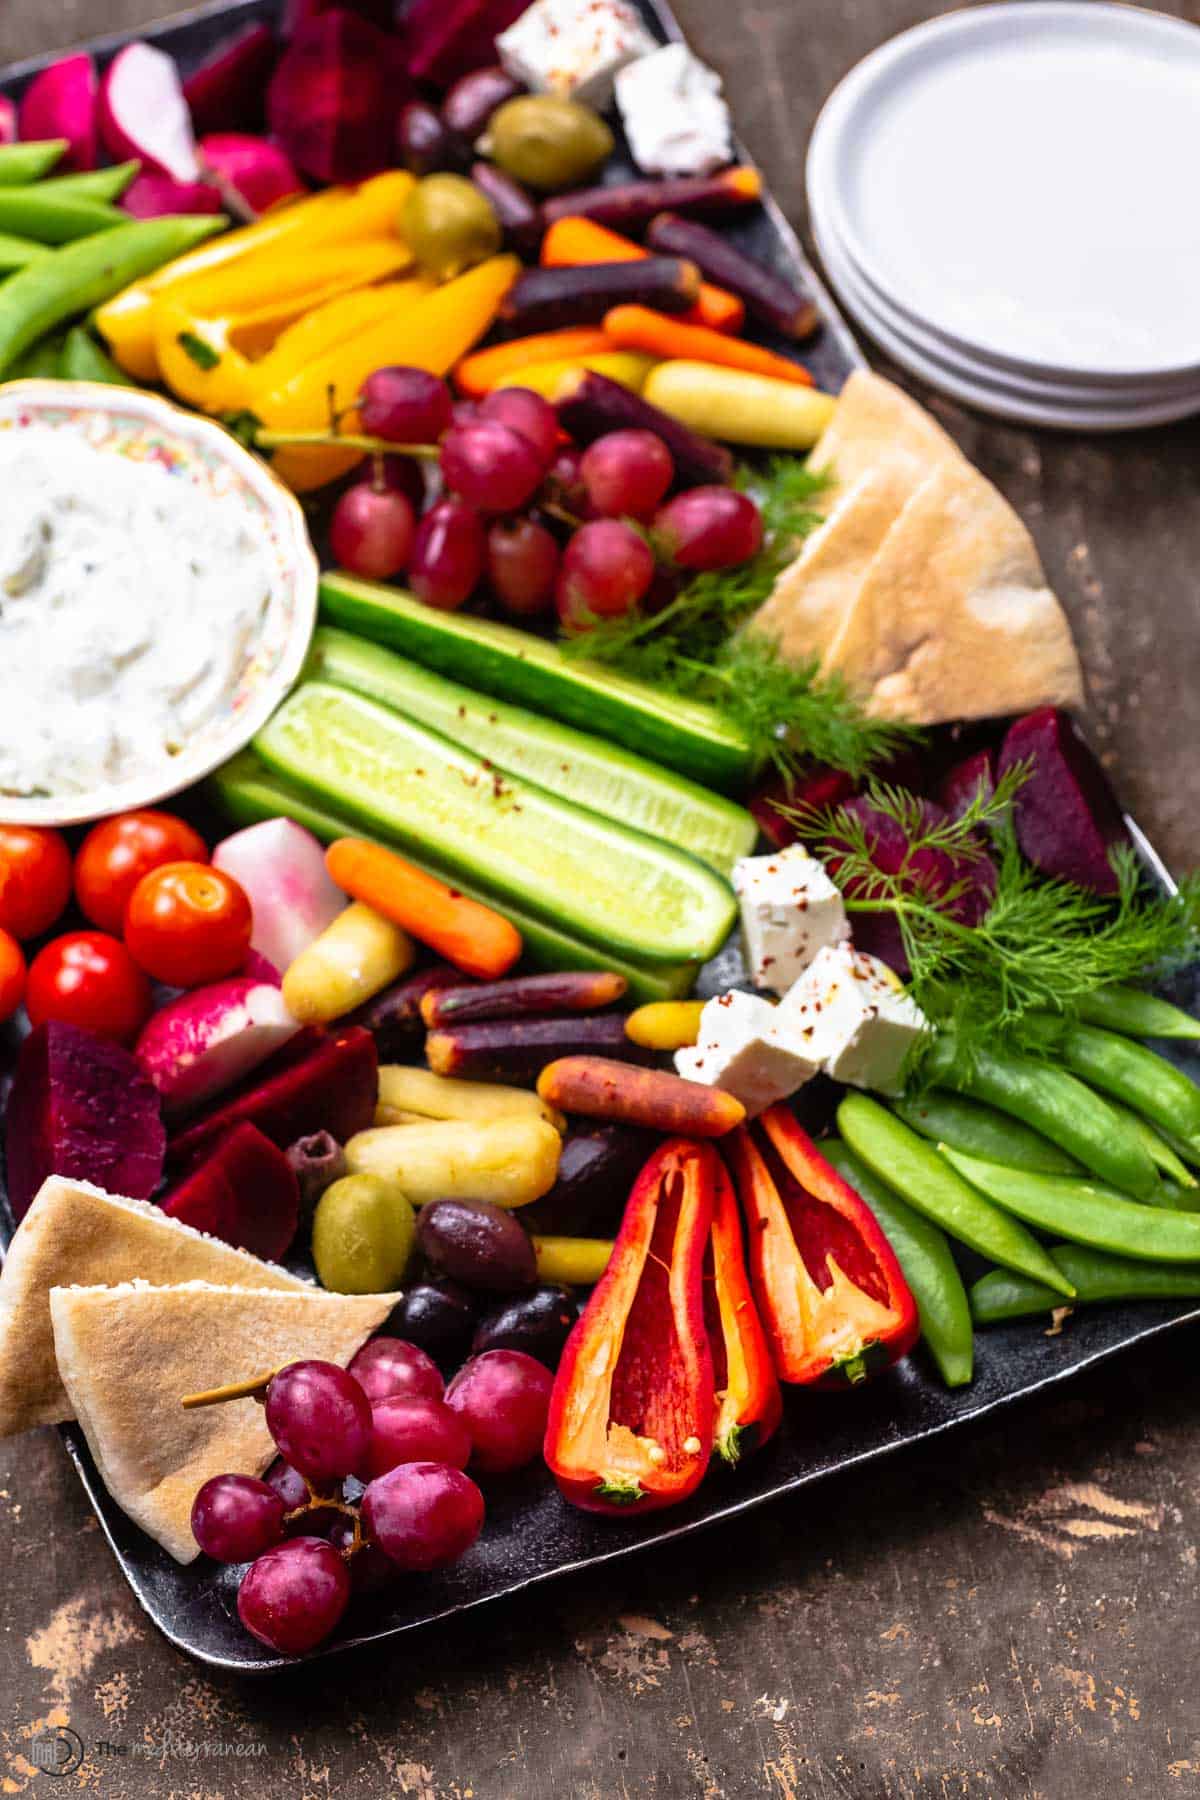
0 430 272 799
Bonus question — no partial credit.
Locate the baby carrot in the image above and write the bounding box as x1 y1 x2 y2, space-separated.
540 215 744 335
453 325 613 396
603 305 814 385
537 1056 745 1136
325 837 522 981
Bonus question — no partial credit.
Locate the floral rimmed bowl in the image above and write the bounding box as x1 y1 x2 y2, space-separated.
0 380 319 829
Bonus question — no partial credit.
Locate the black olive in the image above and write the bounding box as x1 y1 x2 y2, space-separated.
471 1284 577 1368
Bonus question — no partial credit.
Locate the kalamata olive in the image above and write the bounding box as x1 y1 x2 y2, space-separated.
442 65 524 141
471 1284 577 1367
396 101 469 176
417 1198 537 1293
386 1281 477 1371
522 1124 656 1236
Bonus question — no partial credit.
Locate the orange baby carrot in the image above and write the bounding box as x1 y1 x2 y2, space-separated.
325 838 522 981
602 305 814 385
540 216 744 335
536 1056 746 1136
454 326 613 396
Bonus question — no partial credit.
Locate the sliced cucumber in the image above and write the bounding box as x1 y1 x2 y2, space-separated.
255 683 737 965
210 751 697 1004
319 572 755 794
309 626 757 878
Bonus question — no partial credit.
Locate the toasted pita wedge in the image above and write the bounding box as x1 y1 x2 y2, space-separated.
807 369 966 510
50 1280 396 1564
820 462 1085 723
0 1178 310 1440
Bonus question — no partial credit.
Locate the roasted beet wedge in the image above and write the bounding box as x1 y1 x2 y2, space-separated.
938 748 997 824
999 707 1129 895
183 22 277 132
749 763 855 850
160 1121 299 1260
168 1026 378 1167
402 0 528 86
5 1021 166 1222
267 10 406 183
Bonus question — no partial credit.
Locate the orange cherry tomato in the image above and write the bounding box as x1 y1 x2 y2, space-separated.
0 928 26 1022
26 930 151 1043
124 861 252 988
75 809 208 936
0 825 72 941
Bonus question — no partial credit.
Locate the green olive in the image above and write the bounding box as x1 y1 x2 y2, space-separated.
480 96 614 193
401 173 502 279
312 1174 416 1295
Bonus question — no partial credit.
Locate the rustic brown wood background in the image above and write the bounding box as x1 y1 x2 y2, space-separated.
2 3 1199 1795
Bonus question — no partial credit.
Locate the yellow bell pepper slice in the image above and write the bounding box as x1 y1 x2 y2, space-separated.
495 352 657 397
249 274 436 396
97 171 415 380
258 254 521 492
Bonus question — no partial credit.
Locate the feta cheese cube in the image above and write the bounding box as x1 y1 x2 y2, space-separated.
496 0 656 108
774 944 928 1097
732 844 849 995
614 43 732 177
675 990 820 1117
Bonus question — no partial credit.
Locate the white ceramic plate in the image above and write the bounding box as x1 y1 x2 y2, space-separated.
0 382 318 829
811 3 1200 384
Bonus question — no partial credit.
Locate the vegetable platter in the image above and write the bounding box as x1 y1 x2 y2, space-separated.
2 0 1200 1678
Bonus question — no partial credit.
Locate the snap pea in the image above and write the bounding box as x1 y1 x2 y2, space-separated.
57 326 133 386
1077 984 1200 1042
0 189 126 244
940 1148 1200 1262
0 233 50 271
0 213 227 378
40 163 140 205
823 1137 973 1388
1105 1099 1197 1189
7 334 64 379
0 140 67 184
836 1094 1074 1296
970 1244 1200 1323
922 1034 1158 1200
1053 1021 1200 1143
891 1091 1080 1176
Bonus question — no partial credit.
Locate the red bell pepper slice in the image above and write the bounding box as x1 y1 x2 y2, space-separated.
727 1105 919 1388
544 1137 716 1513
706 1154 781 1464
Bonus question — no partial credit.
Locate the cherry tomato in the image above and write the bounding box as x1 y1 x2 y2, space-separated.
124 861 252 988
0 825 72 941
26 931 151 1043
0 929 26 1023
75 810 208 936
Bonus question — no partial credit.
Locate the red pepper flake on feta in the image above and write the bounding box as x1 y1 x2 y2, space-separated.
496 0 656 107
773 944 928 1097
614 43 732 177
674 989 820 1118
732 844 849 995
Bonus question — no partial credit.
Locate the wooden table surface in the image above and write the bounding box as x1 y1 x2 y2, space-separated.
2 3 1199 1795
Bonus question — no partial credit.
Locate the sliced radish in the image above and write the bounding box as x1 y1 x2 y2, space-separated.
18 53 98 171
199 133 305 215
121 170 223 218
135 976 302 1117
213 819 345 977
0 98 16 146
99 41 200 184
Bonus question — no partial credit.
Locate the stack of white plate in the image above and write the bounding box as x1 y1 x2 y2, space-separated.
806 3 1200 431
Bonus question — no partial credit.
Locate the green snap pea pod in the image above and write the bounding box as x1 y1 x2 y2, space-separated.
57 326 132 386
837 1094 1075 1296
891 1091 1080 1176
0 213 227 378
922 1034 1158 1201
941 1148 1200 1262
7 334 65 379
1077 984 1200 1042
823 1136 973 1388
1105 1099 1197 1189
0 140 67 184
40 163 140 204
1053 1021 1200 1142
0 232 51 271
970 1244 1200 1323
0 189 127 244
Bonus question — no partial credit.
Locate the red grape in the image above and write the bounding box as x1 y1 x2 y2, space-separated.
486 516 560 617
191 1474 285 1563
546 445 586 514
359 366 452 444
348 1337 444 1404
237 1536 351 1655
409 497 485 611
439 421 544 513
377 452 426 513
654 486 763 570
327 1513 397 1593
580 430 674 520
329 480 416 579
444 1349 553 1474
361 1462 484 1571
478 387 558 465
362 1396 473 1480
264 1361 372 1486
264 1457 312 1512
555 519 655 633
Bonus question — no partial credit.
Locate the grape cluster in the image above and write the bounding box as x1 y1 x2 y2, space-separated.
327 365 765 629
192 1338 552 1656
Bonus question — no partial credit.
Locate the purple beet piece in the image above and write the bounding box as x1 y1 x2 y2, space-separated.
183 22 277 133
402 0 530 86
999 707 1128 895
284 0 394 31
938 748 997 824
267 10 408 183
4 1022 166 1223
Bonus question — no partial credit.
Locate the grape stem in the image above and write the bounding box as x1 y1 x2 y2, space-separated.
180 1370 280 1409
253 428 439 459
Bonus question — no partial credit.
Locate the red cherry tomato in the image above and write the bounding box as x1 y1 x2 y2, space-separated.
0 929 26 1023
124 861 252 988
26 931 152 1043
0 825 72 941
75 810 208 935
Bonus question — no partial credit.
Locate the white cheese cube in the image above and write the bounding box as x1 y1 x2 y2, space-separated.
674 989 820 1118
496 0 656 108
614 43 732 177
732 844 849 995
774 944 928 1097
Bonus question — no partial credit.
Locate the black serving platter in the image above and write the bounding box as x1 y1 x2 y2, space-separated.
2 0 1199 1675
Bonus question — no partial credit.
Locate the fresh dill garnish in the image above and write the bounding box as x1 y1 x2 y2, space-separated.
563 457 924 782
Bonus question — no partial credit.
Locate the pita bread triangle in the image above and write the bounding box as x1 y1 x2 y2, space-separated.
50 1279 397 1564
0 1177 311 1440
806 368 967 511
